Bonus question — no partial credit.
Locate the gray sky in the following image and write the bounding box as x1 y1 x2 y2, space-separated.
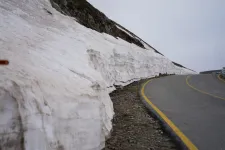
88 0 225 72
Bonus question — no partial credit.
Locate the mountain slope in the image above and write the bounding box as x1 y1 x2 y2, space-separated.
0 0 194 150
50 0 193 69
50 0 145 48
50 0 167 55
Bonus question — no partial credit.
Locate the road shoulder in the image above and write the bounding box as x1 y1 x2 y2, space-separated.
104 79 178 150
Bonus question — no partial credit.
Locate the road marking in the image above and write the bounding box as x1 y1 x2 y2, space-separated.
186 76 225 100
141 80 198 150
218 75 225 83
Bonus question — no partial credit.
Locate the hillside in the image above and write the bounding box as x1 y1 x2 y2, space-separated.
50 0 166 55
49 0 194 70
0 0 194 150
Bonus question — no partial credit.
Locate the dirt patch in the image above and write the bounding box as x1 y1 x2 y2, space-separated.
104 79 178 150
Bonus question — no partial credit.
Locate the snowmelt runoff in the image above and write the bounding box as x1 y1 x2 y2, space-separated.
0 0 195 149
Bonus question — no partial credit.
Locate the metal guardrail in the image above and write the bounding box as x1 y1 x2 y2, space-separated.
222 67 225 77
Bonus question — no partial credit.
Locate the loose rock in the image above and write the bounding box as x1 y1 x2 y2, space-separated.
104 80 178 150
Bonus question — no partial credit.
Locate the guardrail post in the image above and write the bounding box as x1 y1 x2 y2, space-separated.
222 67 225 78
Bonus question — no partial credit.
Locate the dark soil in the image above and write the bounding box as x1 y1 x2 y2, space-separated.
104 79 178 150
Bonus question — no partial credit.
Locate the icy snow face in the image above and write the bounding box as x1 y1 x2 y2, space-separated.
0 0 194 150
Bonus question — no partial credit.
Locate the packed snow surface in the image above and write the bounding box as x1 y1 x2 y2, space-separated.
0 0 194 150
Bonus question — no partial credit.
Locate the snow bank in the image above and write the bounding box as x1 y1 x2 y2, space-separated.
0 0 194 149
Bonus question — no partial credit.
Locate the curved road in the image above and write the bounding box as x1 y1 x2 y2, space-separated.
142 74 225 150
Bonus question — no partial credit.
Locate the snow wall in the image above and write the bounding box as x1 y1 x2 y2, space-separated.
0 0 195 149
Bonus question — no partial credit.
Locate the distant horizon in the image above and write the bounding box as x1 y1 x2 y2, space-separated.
88 0 225 72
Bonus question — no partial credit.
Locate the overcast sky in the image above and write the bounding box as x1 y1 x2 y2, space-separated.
88 0 225 72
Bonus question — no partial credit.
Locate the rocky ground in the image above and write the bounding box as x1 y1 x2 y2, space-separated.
104 78 178 150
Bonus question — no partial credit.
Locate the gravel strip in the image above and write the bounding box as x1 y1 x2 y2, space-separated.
104 79 178 150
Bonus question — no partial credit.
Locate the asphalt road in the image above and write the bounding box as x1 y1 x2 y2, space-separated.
143 74 225 150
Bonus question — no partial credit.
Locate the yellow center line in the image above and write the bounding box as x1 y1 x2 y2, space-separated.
186 76 225 100
141 80 198 150
218 74 225 83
